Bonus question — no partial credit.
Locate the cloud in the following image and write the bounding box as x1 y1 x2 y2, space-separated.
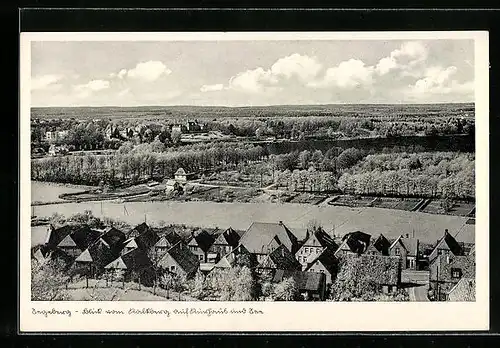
406 66 473 97
200 84 225 92
308 59 375 89
31 74 64 91
73 79 110 98
229 67 279 93
119 61 172 82
375 41 428 76
270 53 322 82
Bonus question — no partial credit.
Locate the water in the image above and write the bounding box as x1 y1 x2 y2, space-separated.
31 182 94 203
31 183 474 246
262 134 475 155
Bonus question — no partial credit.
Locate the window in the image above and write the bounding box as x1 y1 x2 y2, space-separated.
199 255 203 261
451 268 462 279
395 248 400 255
170 265 176 272
304 247 308 253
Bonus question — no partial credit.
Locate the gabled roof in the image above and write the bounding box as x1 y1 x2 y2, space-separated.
159 241 199 276
366 234 391 255
135 228 160 250
105 247 153 271
390 235 419 257
305 248 339 274
212 227 241 249
155 231 184 248
128 222 150 238
258 245 301 271
58 234 78 248
188 229 215 253
431 230 463 259
175 168 187 176
239 222 299 254
301 228 338 251
336 231 371 255
100 227 126 248
68 225 102 251
123 238 138 249
75 239 116 268
272 270 325 292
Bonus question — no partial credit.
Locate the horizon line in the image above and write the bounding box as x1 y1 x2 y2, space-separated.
31 101 475 109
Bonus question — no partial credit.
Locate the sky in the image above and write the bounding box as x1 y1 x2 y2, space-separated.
30 39 475 107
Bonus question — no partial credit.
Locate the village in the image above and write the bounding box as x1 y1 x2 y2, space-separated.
31 211 475 302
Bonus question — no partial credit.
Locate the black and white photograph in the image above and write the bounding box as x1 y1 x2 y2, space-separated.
20 31 489 332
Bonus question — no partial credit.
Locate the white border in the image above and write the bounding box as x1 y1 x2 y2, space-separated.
20 31 489 332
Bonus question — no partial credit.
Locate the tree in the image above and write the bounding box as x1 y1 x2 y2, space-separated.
272 277 298 301
171 129 182 145
31 259 70 301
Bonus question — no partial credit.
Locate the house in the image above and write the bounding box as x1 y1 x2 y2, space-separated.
389 235 419 270
365 234 391 256
295 227 338 270
448 277 475 302
304 248 339 287
428 246 475 301
214 244 257 270
238 221 300 263
185 120 203 133
153 231 184 261
174 168 196 182
272 270 327 301
257 245 302 278
428 229 464 263
104 247 155 286
337 254 402 294
157 241 200 279
171 124 187 134
126 222 160 251
334 231 371 257
207 227 241 261
73 238 116 278
45 224 101 260
99 226 126 254
187 229 216 263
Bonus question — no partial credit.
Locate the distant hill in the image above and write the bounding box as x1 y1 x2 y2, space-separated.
31 103 475 121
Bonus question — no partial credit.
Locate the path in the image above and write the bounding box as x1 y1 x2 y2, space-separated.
402 270 430 302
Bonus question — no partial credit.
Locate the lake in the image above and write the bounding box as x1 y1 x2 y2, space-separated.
31 183 474 247
262 134 475 155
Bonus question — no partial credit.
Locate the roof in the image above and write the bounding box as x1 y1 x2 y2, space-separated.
70 226 102 251
160 241 199 276
390 236 419 257
366 234 391 255
212 227 241 249
272 270 325 292
100 227 126 248
431 231 463 259
335 231 371 255
128 222 150 238
175 168 186 175
155 231 183 248
448 277 475 301
259 245 301 271
302 228 338 251
75 239 116 268
239 222 299 254
188 229 215 253
105 247 153 271
305 248 339 274
135 228 160 250
47 224 98 251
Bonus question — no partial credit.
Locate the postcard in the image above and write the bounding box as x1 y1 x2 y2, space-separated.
20 31 489 332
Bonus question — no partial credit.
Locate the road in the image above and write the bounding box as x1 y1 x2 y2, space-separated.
402 270 430 302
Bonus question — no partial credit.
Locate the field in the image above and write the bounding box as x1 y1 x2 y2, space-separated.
31 103 475 121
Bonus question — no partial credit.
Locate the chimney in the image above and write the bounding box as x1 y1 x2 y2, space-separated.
406 233 409 238
278 220 283 225
445 229 449 235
